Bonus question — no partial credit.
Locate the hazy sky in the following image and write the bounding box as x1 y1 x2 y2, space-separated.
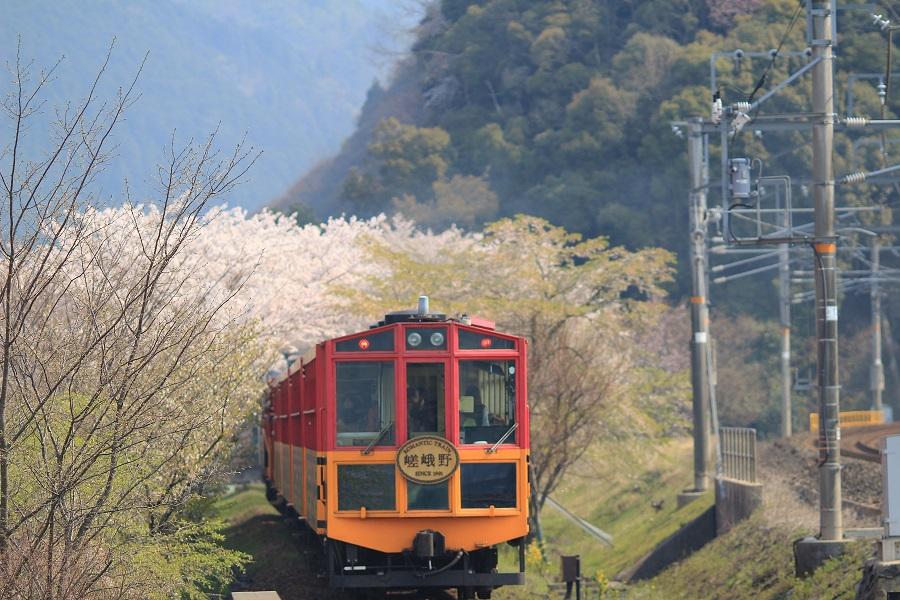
1 1 419 210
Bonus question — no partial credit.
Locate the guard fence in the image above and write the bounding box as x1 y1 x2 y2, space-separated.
720 426 757 483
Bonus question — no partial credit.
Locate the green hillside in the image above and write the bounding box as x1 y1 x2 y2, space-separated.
279 0 896 268
275 0 900 434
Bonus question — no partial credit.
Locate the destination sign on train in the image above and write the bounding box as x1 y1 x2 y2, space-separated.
396 436 459 485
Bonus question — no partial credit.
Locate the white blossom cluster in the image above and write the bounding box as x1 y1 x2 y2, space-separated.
160 205 468 352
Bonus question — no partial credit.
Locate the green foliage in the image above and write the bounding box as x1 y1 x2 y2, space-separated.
338 0 900 298
344 117 452 214
712 315 783 434
393 173 500 230
131 519 250 600
336 214 673 324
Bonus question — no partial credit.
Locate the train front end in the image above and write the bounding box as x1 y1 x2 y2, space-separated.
323 309 529 598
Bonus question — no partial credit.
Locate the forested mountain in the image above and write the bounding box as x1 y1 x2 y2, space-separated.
1 0 417 210
276 0 896 271
272 0 900 431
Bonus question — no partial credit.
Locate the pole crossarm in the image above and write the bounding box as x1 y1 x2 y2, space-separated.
712 258 801 284
709 49 812 96
749 57 822 112
672 117 900 135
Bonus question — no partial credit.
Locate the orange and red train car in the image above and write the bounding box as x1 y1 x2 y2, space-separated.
261 301 529 598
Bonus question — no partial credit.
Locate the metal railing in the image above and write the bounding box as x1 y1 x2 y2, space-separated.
809 409 884 433
721 427 757 483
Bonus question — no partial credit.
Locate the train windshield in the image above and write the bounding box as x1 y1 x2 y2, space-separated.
335 361 395 447
406 362 446 438
458 360 516 445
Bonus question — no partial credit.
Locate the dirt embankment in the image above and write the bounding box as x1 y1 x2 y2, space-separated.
757 434 881 530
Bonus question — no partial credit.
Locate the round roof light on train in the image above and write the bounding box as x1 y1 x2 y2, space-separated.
408 332 422 347
480 337 492 348
358 338 370 350
430 331 445 346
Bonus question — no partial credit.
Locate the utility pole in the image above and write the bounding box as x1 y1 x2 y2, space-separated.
872 237 885 412
683 1 900 575
810 1 842 543
779 195 792 437
687 117 711 494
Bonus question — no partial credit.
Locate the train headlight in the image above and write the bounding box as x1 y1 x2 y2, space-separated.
430 332 445 346
407 332 422 347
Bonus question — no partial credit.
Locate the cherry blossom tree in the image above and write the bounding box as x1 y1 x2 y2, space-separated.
187 206 469 353
0 45 258 597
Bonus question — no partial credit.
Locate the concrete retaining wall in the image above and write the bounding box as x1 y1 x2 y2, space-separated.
619 506 717 582
715 477 763 536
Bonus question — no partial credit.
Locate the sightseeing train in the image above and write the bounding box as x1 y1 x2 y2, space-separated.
261 298 530 598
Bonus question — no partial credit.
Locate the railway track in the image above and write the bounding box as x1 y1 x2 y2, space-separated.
817 422 900 463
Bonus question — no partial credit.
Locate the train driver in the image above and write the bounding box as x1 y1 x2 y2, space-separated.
407 386 437 434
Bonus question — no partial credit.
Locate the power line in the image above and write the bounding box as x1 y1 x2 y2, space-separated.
748 0 806 103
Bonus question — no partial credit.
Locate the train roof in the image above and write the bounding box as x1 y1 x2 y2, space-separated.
265 298 508 388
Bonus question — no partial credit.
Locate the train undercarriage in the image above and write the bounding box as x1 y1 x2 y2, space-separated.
326 536 525 599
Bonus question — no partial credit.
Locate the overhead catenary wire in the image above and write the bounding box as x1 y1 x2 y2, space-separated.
729 0 807 146
747 0 806 104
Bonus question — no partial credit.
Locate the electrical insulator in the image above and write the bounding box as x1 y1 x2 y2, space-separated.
729 158 751 199
873 13 892 31
711 93 723 125
841 171 867 184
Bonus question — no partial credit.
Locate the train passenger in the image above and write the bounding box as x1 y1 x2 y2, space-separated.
338 393 378 432
407 386 437 434
465 384 492 427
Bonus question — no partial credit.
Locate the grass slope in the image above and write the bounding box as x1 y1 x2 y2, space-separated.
496 438 714 598
498 437 872 598
541 438 713 579
627 514 870 600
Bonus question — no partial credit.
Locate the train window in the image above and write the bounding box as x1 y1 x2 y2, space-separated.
406 363 445 438
406 327 447 351
336 362 395 447
460 463 517 509
407 480 449 511
335 330 394 352
337 464 396 511
458 330 515 350
458 360 516 445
